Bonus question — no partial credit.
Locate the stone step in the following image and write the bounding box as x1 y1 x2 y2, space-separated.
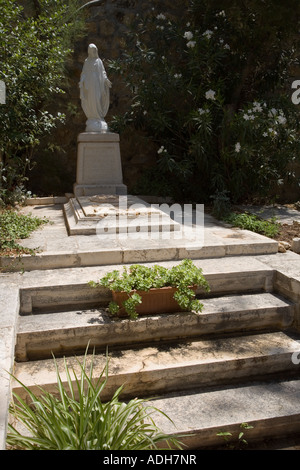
12 331 300 405
0 210 279 272
17 256 274 314
15 293 295 361
150 378 300 449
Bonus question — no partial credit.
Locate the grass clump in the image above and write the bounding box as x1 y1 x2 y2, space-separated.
7 350 183 450
0 209 48 255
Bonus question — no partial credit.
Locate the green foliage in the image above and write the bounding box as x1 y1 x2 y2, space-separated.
89 259 210 319
7 349 183 450
108 0 300 203
223 211 280 238
0 209 48 254
217 422 254 449
0 0 85 205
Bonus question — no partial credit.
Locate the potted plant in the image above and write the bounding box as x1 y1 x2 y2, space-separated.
89 259 210 319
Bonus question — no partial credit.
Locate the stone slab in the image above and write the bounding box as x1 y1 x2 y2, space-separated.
15 293 295 361
151 378 300 448
12 332 300 403
12 256 275 314
64 195 182 236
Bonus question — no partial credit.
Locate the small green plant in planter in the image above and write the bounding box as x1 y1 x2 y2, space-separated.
89 259 210 320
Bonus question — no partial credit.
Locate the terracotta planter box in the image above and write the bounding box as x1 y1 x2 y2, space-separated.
112 286 197 317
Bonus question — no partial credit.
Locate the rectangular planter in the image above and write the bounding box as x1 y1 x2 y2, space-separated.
112 286 196 317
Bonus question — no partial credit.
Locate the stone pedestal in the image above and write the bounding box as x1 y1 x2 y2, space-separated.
73 132 127 197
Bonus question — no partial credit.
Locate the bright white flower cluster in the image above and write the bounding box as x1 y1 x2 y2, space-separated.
240 101 287 140
235 142 241 153
198 108 209 115
203 29 213 39
157 145 167 154
184 31 193 40
268 108 287 124
183 31 196 48
205 89 216 100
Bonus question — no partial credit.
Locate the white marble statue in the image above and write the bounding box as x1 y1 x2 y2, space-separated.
79 44 112 132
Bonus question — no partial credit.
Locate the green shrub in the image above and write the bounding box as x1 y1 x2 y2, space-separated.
223 211 280 238
0 0 85 205
108 0 300 203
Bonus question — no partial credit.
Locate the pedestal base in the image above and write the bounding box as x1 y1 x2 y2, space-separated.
63 195 181 236
74 132 127 197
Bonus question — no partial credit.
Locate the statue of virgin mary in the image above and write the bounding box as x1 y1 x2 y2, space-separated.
79 44 112 132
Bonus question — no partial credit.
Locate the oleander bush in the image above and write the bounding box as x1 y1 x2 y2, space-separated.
108 0 300 203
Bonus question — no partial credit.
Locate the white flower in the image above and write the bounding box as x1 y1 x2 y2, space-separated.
156 14 166 20
174 73 182 79
268 108 277 117
277 115 286 125
187 40 196 48
198 108 209 115
217 10 226 17
277 179 284 185
235 142 241 153
243 113 250 120
203 29 213 39
263 132 268 137
223 44 230 50
157 146 166 154
205 89 216 100
253 101 263 112
184 31 193 40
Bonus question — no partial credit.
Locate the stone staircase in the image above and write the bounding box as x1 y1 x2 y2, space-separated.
11 255 300 449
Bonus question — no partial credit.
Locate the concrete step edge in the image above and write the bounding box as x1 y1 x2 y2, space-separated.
12 331 300 402
15 293 296 361
150 378 300 449
17 257 275 314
